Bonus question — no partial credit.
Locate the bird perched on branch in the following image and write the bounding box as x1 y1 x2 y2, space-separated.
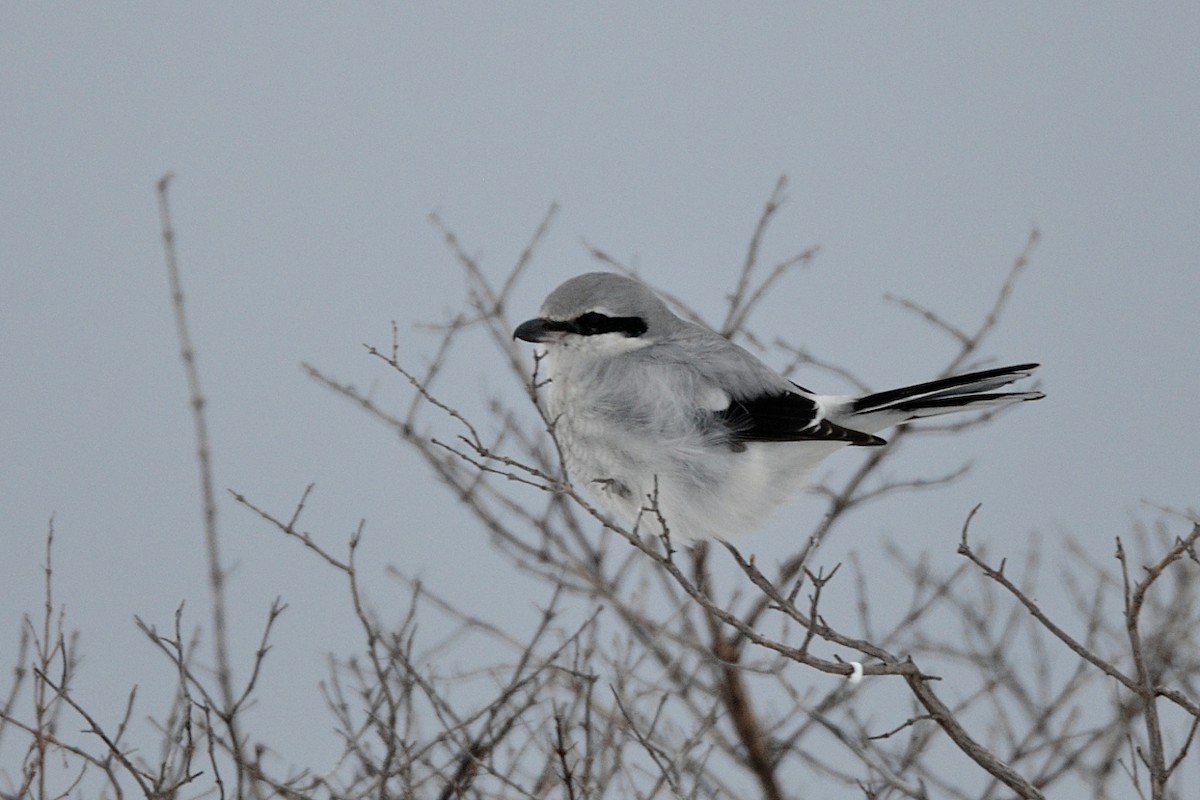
514 272 1042 544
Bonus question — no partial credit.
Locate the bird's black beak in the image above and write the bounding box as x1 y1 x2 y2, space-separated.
513 317 557 343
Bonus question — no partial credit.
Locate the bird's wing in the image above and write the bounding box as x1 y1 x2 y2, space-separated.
664 329 885 447
714 388 885 447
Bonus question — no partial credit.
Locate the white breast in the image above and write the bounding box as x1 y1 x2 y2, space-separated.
546 357 847 543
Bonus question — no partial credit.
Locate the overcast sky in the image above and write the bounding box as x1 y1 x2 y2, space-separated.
3 4 1198 792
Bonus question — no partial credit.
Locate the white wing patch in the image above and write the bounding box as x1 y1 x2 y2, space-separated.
698 385 730 412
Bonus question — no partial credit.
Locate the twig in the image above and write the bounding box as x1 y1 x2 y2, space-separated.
35 668 155 797
960 514 1200 718
156 176 242 787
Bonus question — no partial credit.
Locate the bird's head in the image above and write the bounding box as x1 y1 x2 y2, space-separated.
513 272 675 355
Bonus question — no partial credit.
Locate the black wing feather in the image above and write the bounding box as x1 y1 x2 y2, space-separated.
715 390 885 448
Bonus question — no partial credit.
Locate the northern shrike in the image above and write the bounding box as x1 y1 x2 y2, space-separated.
514 272 1042 544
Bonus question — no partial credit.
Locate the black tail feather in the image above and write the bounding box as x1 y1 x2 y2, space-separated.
852 363 1039 414
885 391 1040 414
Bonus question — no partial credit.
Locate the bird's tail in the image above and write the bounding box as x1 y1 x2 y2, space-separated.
844 363 1043 433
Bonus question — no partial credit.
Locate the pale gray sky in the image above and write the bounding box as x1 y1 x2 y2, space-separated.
3 5 1198 793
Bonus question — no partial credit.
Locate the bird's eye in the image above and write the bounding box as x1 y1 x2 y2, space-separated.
574 312 610 335
568 311 648 338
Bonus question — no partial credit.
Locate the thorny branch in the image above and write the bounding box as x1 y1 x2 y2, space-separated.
291 181 1198 799
4 177 1197 800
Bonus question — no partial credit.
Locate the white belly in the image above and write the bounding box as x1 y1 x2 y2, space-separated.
554 408 845 544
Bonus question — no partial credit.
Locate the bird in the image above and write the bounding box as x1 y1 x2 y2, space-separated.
513 272 1042 544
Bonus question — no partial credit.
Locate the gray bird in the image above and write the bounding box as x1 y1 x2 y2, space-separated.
514 272 1042 544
